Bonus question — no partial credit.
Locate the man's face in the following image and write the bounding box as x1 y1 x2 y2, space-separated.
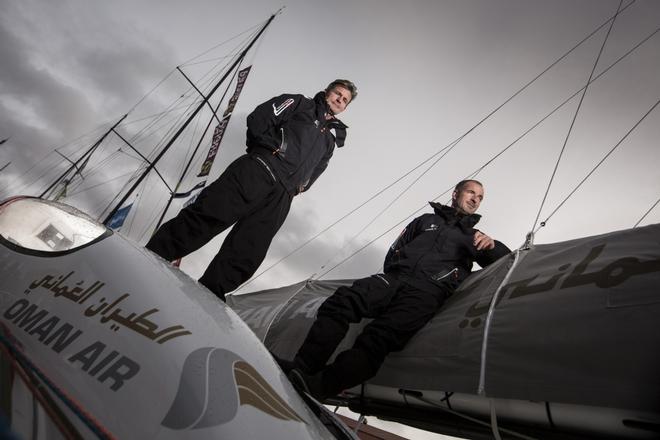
452 181 484 215
326 86 352 115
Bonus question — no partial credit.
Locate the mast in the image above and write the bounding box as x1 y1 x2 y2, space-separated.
39 114 128 199
102 11 279 226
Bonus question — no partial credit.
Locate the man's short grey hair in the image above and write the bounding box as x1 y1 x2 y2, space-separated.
326 79 358 102
454 179 483 192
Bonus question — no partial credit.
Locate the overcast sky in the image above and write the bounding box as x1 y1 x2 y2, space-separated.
1 1 659 437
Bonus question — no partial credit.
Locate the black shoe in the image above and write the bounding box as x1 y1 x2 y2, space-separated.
288 368 326 401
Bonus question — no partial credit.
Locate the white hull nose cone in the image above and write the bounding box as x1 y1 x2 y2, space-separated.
0 197 356 440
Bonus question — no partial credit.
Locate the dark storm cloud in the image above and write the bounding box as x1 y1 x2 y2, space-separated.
0 13 94 169
267 205 389 281
0 0 176 191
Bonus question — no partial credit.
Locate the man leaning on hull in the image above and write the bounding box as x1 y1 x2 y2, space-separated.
279 180 511 401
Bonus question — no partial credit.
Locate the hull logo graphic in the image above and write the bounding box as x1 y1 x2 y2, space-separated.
272 98 294 116
161 347 305 429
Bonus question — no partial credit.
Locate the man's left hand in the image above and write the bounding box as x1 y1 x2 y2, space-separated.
474 231 495 251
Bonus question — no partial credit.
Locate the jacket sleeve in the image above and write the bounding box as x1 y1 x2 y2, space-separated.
475 240 511 268
383 215 426 271
246 94 302 152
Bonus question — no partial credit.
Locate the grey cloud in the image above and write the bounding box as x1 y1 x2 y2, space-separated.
0 0 177 196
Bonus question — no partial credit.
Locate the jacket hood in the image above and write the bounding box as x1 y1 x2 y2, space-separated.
314 91 348 147
429 202 481 230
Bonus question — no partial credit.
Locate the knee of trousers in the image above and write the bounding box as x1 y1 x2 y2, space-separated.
352 325 412 364
294 316 349 374
317 286 368 323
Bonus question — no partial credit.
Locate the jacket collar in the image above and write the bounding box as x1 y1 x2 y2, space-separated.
314 91 348 147
429 202 481 230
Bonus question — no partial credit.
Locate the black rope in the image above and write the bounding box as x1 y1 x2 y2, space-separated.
531 0 624 232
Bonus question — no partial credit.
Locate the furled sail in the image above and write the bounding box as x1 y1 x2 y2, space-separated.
228 223 660 439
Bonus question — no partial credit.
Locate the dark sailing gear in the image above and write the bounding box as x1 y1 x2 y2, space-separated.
146 90 348 300
384 202 509 293
293 203 510 399
146 155 292 300
246 91 347 195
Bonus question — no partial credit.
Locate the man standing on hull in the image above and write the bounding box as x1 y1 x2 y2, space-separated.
283 180 511 400
146 79 357 301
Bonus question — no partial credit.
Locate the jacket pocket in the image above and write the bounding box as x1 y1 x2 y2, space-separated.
431 267 458 282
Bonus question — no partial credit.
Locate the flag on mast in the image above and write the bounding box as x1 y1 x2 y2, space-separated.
197 66 251 178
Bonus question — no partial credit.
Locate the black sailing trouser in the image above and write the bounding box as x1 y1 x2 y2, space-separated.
294 273 449 398
145 154 292 299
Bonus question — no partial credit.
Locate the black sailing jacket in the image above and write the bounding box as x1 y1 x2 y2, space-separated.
245 91 348 195
384 202 511 294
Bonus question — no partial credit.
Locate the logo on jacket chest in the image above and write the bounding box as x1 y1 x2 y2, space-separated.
272 98 295 116
424 223 439 231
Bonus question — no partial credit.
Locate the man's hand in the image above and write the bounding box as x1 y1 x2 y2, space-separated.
474 231 495 251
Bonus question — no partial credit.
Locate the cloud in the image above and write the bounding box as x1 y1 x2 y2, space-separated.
0 0 176 194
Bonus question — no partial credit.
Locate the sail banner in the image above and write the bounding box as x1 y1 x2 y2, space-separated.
223 66 251 117
197 66 252 178
107 203 133 230
197 117 229 177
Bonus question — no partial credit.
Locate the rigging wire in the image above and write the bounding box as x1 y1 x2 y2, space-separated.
316 22 660 279
458 20 660 203
127 69 176 115
96 30 257 222
234 144 456 291
79 24 258 223
313 141 459 277
3 123 111 197
127 17 264 113
343 0 639 246
531 0 624 233
178 21 262 67
634 197 660 227
64 150 124 196
67 169 136 200
536 96 660 232
101 12 278 226
1 127 98 196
